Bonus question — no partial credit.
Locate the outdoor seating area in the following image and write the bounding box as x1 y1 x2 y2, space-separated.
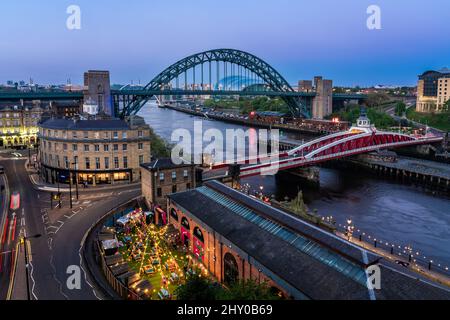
98 205 216 300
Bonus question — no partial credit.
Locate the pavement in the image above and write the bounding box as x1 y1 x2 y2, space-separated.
0 150 142 300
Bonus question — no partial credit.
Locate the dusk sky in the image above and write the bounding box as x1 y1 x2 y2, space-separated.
1 0 449 87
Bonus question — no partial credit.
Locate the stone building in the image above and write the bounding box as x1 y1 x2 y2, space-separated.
0 103 43 148
298 76 333 119
38 115 151 186
84 70 113 116
416 68 450 113
141 158 196 212
165 180 450 300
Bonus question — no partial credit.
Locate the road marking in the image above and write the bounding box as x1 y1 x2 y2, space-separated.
20 217 25 227
49 254 69 300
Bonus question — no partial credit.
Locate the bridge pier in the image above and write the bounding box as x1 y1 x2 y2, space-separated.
277 167 320 186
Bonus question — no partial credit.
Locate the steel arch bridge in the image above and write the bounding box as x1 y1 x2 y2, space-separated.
206 127 443 179
119 49 309 118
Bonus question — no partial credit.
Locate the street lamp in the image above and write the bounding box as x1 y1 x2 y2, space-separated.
71 162 79 200
346 219 354 241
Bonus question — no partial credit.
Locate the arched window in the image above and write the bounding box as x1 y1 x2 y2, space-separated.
170 208 179 222
193 227 204 243
223 253 239 286
181 217 190 230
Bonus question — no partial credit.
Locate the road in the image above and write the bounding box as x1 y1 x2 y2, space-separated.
0 152 140 300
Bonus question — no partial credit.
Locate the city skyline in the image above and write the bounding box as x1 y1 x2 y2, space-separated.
1 0 449 86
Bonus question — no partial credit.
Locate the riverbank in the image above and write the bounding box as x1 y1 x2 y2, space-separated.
163 104 345 135
138 103 450 268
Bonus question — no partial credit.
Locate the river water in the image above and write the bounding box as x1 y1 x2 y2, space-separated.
138 103 450 268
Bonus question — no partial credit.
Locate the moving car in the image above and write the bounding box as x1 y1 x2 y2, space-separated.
10 191 20 210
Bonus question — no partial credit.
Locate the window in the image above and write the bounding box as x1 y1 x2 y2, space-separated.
64 156 69 169
48 142 52 150
122 132 127 139
187 183 191 189
104 157 110 169
138 143 143 150
139 155 144 164
72 144 78 152
104 144 109 152
84 145 89 152
74 156 78 170
114 157 119 169
170 208 179 222
123 157 128 169
94 145 100 152
157 188 162 197
56 155 60 167
172 171 177 181
224 253 239 286
85 157 90 169
138 130 143 138
84 131 89 139
172 185 177 193
183 169 189 179
159 172 165 181
113 132 118 139
73 131 78 139
104 132 109 139
122 144 127 151
95 157 101 170
113 144 119 151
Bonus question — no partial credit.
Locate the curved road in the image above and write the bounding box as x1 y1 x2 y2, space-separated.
0 154 140 300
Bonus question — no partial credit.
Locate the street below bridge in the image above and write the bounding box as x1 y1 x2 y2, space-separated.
0 153 140 300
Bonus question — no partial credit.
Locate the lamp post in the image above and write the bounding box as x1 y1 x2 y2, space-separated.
346 219 354 241
68 166 73 209
71 162 79 200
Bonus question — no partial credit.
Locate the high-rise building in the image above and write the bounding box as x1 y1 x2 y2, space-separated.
83 70 113 116
416 68 450 113
313 76 333 119
298 76 333 119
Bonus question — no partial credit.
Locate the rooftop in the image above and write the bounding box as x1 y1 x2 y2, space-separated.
168 180 450 300
141 158 194 171
40 118 130 131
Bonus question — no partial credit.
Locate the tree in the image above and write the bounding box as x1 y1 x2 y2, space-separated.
176 275 282 300
445 99 450 112
395 101 406 116
289 190 307 217
366 92 390 108
175 273 223 300
217 280 282 300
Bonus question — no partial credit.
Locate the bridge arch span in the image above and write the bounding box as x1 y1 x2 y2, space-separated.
120 49 308 117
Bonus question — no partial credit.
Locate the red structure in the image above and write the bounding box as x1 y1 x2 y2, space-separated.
209 114 444 179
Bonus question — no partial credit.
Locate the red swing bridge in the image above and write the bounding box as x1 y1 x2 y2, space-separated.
207 114 444 179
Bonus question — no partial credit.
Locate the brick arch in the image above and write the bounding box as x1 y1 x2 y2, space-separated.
223 252 240 286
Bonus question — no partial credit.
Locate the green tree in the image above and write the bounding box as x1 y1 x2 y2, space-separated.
217 280 281 300
149 127 171 158
289 190 307 217
445 99 450 112
395 101 406 116
366 92 390 107
175 273 224 300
